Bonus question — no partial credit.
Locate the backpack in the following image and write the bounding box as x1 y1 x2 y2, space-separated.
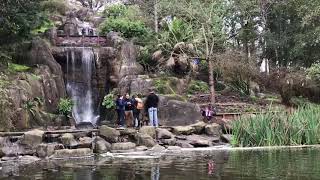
135 98 144 110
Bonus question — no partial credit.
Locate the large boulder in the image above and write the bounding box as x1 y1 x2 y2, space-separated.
172 126 194 135
51 148 93 159
156 128 174 139
111 142 136 151
93 137 111 153
21 129 44 148
158 96 202 126
99 125 120 143
139 126 156 138
78 137 93 148
176 141 194 148
187 135 211 147
205 124 222 137
136 133 156 147
160 138 176 146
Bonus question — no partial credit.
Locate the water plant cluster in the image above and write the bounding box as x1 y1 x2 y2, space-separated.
232 104 320 147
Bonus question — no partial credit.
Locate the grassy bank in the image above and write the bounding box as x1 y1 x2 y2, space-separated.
232 104 320 147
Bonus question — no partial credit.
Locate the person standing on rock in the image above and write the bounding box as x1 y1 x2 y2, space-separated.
145 90 159 127
115 94 125 128
124 94 134 127
133 94 144 128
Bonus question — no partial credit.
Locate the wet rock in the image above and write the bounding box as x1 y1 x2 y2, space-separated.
167 146 181 151
172 126 194 135
99 125 120 143
136 133 156 147
21 129 44 148
36 143 57 158
176 141 194 148
160 138 176 146
139 126 156 138
187 135 211 147
135 146 148 151
156 128 174 139
60 133 78 147
205 124 222 137
51 148 93 159
78 137 93 148
111 142 136 151
93 137 111 153
190 121 207 134
149 144 165 152
221 134 233 143
18 155 41 165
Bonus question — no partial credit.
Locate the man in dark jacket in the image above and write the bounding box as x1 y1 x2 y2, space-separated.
145 90 159 127
115 95 125 127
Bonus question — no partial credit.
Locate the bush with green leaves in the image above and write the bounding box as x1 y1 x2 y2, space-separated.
58 98 73 117
102 93 116 110
187 80 209 94
99 5 150 39
307 63 320 84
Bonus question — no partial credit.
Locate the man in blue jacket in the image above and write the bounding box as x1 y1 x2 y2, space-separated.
115 94 125 127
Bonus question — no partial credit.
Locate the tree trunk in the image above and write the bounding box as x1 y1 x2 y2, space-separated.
154 0 159 33
208 58 215 105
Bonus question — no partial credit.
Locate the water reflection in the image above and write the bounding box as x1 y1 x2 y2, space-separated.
2 148 320 179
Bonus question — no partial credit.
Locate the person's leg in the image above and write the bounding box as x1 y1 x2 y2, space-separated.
136 110 141 127
153 108 158 127
129 110 134 127
125 111 130 127
120 110 125 127
116 109 121 126
148 108 154 126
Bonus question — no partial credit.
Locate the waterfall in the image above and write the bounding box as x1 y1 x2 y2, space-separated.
65 47 99 126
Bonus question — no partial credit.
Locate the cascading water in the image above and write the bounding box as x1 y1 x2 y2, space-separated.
65 47 99 126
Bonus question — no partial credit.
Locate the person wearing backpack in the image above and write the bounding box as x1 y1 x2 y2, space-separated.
133 94 144 128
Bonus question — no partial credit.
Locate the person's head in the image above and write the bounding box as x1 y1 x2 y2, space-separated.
149 88 155 94
125 94 130 99
117 94 121 98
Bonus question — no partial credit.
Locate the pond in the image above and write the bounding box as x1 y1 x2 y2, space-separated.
2 147 320 180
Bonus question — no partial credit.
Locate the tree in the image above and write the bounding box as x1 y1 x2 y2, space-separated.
75 0 106 12
0 0 47 45
159 0 226 104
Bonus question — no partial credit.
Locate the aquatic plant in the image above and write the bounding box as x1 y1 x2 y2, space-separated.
232 104 320 147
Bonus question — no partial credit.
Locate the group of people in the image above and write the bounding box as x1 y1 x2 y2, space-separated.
115 90 160 128
201 104 217 122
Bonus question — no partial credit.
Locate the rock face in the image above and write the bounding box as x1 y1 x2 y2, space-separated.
36 143 58 158
158 96 202 126
21 129 44 148
99 126 120 143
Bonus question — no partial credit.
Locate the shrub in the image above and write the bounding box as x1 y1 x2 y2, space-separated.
102 93 116 110
58 98 73 117
99 4 150 39
307 63 320 84
8 63 30 72
187 80 209 94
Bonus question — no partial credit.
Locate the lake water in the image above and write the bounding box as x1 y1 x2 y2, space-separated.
2 147 320 180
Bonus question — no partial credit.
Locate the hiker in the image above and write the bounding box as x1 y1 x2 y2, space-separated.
133 94 144 128
115 94 125 127
124 93 134 127
145 90 159 127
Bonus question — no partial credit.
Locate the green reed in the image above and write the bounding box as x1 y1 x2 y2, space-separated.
232 104 320 147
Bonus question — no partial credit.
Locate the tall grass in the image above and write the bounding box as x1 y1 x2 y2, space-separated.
232 104 320 147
